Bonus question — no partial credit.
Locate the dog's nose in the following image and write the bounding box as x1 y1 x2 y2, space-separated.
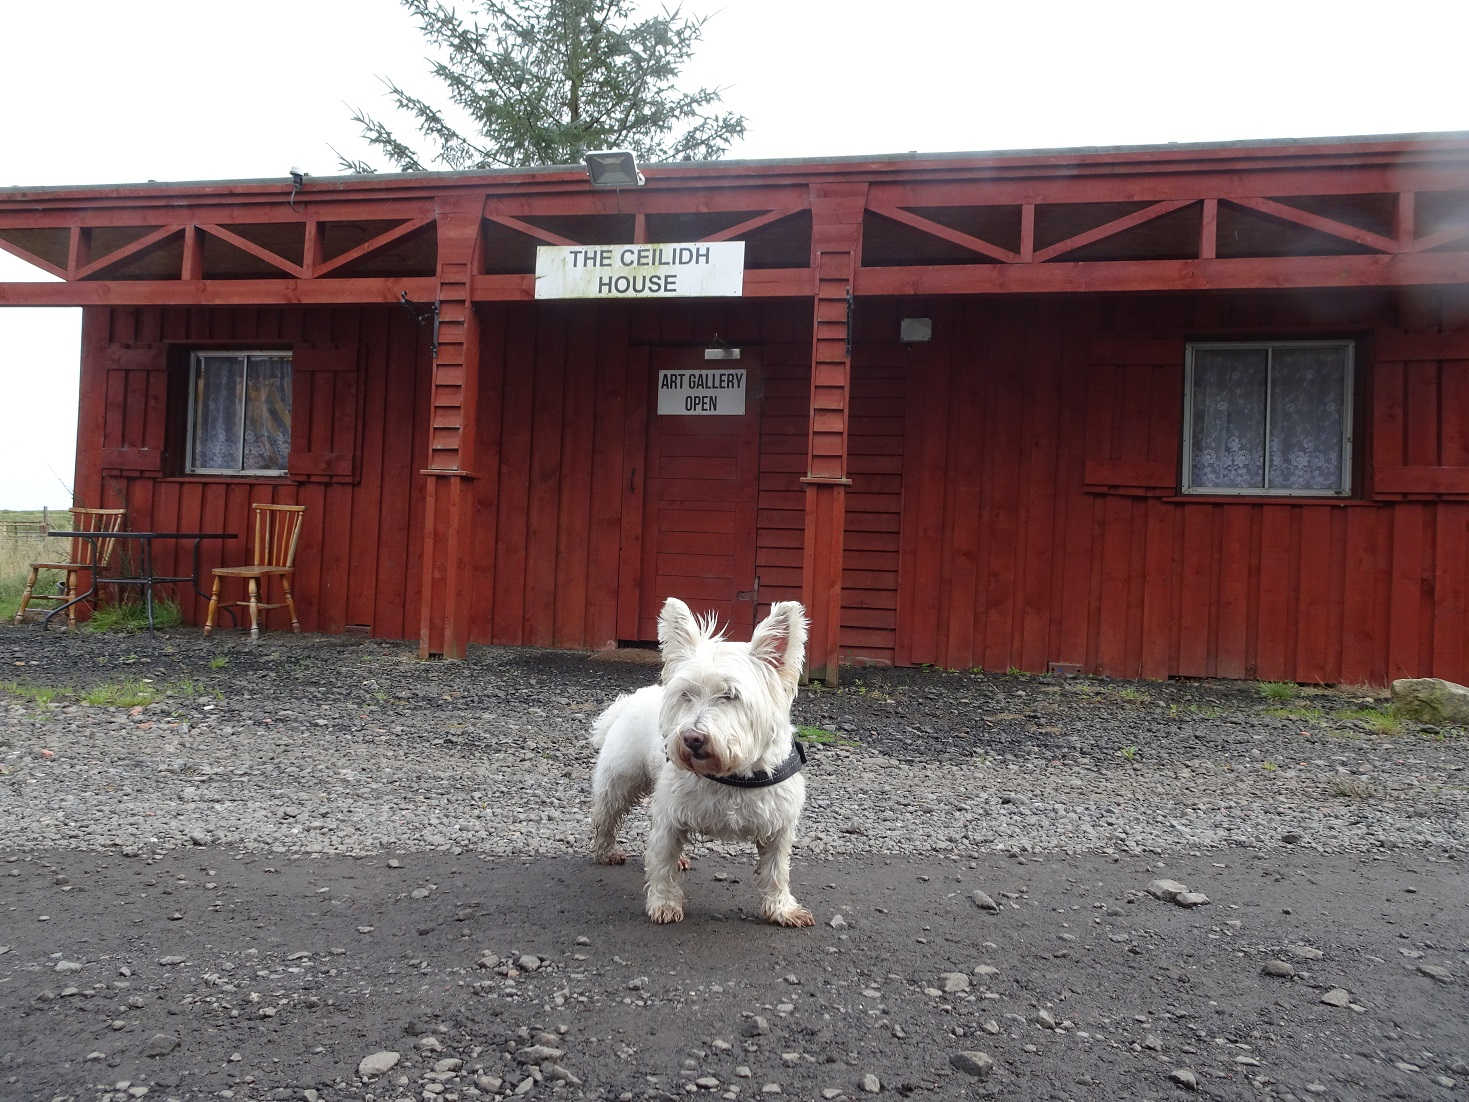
681 731 707 756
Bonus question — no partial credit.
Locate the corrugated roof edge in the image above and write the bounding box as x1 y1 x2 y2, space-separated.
4 130 1469 198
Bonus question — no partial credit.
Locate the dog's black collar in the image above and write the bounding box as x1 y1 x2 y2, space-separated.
704 741 807 788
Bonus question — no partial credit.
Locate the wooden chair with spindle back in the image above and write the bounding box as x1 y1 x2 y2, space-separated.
12 507 127 629
203 503 307 641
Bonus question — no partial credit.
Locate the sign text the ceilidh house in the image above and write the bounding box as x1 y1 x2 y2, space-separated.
534 241 745 299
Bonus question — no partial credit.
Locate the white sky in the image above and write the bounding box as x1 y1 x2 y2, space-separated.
2 0 1466 507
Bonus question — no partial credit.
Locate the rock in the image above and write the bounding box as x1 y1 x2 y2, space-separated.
971 890 1000 913
144 1034 180 1057
1171 1068 1199 1090
1035 1009 1057 1030
981 1019 1000 1035
475 1075 503 1092
1391 677 1469 725
357 1050 400 1078
742 1016 769 1037
1281 831 1303 845
54 960 82 973
828 914 848 930
515 1044 564 1064
1289 944 1323 961
950 1051 994 1078
1143 1034 1163 1051
1175 892 1209 907
1416 963 1453 984
695 1077 721 1089
1261 960 1295 978
518 954 542 972
940 972 970 993
1320 988 1351 1007
1147 879 1188 902
861 1073 881 1093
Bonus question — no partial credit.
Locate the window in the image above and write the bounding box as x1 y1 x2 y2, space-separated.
1182 341 1353 496
186 351 292 475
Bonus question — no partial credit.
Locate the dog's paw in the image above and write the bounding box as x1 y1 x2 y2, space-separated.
768 905 815 928
647 901 685 924
596 849 627 865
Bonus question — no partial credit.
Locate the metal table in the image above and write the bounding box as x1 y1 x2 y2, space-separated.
43 530 238 633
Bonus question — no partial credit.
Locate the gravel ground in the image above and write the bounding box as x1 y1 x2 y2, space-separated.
1 627 1465 859
1 624 1466 1102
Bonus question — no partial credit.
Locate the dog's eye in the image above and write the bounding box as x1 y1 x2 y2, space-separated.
721 687 740 702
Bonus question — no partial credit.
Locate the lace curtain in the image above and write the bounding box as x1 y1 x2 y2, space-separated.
1189 345 1348 493
191 353 292 473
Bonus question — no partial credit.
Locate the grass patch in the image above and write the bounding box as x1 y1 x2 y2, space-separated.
1337 706 1403 736
208 655 229 670
86 598 182 634
0 680 62 706
1259 681 1296 702
797 724 857 748
1264 705 1326 721
1113 686 1148 703
82 680 158 708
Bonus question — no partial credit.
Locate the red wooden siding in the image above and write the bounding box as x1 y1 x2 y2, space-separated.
77 304 432 638
895 289 1469 684
468 299 811 649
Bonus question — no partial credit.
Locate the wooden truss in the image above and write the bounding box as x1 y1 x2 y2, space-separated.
1 137 1466 306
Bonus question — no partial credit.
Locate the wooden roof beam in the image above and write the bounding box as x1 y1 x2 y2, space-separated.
0 276 437 306
482 213 579 247
75 224 183 279
197 223 306 278
0 234 67 279
701 207 803 243
311 214 436 276
1033 199 1193 263
866 203 1019 263
1228 196 1398 253
855 250 1469 296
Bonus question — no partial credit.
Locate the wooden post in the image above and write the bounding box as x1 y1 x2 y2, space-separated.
418 197 483 659
801 182 866 684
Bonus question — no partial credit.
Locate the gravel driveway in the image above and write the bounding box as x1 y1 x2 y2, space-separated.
1 625 1465 1101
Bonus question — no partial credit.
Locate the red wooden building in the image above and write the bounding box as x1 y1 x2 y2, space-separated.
2 133 1467 684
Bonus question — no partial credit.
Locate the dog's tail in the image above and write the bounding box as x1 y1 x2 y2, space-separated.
589 694 629 749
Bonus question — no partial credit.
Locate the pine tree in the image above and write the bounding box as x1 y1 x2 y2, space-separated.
339 0 746 172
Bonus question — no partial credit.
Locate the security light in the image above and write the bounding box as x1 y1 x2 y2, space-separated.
584 150 645 188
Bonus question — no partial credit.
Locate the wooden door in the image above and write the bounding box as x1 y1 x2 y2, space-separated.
637 348 761 640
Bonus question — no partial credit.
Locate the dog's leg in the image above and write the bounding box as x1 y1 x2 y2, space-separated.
644 819 690 924
589 773 648 865
755 830 814 927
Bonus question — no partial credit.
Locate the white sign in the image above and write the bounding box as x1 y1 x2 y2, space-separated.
657 368 746 415
534 241 745 299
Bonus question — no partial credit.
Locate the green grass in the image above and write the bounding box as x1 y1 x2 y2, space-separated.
0 680 62 706
85 598 182 634
1264 704 1326 721
1113 686 1148 703
208 655 229 670
1118 745 1138 761
1259 681 1297 702
1337 706 1404 736
797 724 858 748
82 680 158 708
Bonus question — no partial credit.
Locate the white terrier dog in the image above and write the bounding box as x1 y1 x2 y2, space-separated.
589 597 813 927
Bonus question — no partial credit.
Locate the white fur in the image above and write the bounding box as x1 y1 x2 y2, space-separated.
589 597 813 926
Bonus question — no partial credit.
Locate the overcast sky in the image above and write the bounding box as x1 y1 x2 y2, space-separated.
2 0 1467 507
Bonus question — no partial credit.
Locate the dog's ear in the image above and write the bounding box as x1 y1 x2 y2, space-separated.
658 597 701 672
749 601 807 688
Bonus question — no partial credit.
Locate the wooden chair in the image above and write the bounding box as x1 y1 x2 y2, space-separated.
204 503 306 641
13 507 126 629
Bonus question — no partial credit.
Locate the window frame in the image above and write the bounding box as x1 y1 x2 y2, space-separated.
1181 339 1355 498
184 349 293 477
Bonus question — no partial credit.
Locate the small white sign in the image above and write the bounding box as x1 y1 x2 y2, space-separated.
657 368 746 416
535 241 745 299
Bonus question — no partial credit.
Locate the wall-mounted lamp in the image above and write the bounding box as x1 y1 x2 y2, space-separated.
288 167 306 213
584 150 645 188
704 334 741 360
